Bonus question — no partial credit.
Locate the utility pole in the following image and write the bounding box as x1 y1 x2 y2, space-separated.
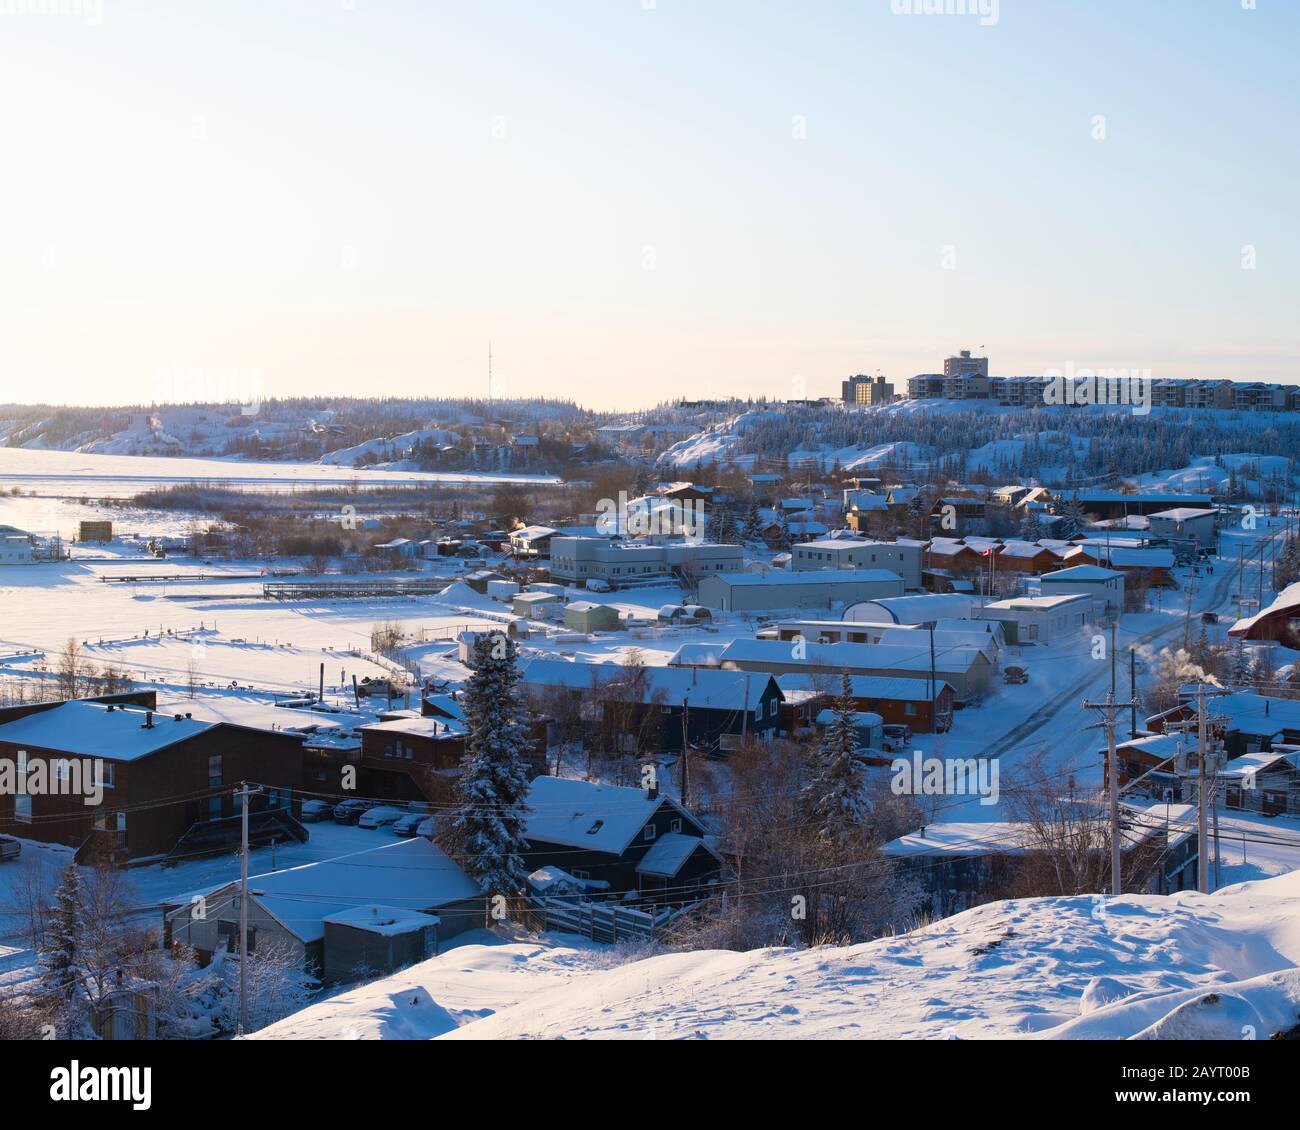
928 626 936 703
1196 686 1210 894
679 695 690 809
1082 692 1137 897
235 782 263 1035
1109 620 1117 696
1129 648 1138 739
1211 772 1222 891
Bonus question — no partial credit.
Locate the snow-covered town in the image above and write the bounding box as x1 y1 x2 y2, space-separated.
4 383 1300 1056
2 0 1297 1106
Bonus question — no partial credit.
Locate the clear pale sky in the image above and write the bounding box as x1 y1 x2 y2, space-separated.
0 0 1296 410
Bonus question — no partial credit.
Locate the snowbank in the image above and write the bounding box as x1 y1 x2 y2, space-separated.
250 868 1300 1041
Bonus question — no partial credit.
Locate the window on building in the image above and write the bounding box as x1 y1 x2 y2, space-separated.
670 818 683 834
208 796 222 821
218 920 256 955
643 824 657 841
208 754 223 787
14 794 31 823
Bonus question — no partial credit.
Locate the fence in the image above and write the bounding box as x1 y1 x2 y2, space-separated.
262 578 454 599
511 896 701 944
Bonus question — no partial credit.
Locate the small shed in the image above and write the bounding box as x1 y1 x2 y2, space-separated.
814 708 884 751
322 905 442 982
463 569 505 594
528 582 567 597
486 578 521 602
564 601 622 632
513 591 563 619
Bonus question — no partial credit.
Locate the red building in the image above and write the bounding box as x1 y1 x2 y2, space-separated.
0 697 304 864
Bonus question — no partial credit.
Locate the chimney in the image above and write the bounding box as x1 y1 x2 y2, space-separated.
143 711 153 729
645 777 659 801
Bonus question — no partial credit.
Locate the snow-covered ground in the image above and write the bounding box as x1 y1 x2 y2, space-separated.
0 446 560 498
0 822 417 995
251 868 1300 1040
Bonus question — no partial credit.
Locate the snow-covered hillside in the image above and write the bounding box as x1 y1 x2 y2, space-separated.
317 428 461 469
654 401 1300 491
255 869 1300 1040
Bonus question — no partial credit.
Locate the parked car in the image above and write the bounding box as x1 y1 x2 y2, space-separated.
416 815 439 838
1004 665 1029 685
358 805 405 830
585 578 611 592
391 812 427 836
0 835 20 862
881 724 912 752
300 800 333 823
355 677 396 699
1201 611 1219 625
332 798 371 824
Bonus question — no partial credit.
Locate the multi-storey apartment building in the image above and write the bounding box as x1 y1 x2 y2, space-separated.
842 374 895 405
944 350 988 379
908 373 947 399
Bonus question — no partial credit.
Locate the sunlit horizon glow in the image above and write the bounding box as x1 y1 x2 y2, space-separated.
1 1 1296 412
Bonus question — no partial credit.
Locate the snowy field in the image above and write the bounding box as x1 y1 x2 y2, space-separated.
0 447 562 494
251 868 1300 1040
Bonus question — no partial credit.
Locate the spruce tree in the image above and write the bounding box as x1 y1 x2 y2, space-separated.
1056 498 1086 540
40 863 83 1013
1229 638 1251 687
453 632 534 896
1018 508 1043 542
804 674 872 845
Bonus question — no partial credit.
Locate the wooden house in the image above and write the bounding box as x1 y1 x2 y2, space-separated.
522 776 722 905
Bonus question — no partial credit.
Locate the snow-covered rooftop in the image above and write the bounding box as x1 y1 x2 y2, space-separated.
521 658 776 710
1041 565 1123 582
525 776 675 854
636 832 718 878
176 838 479 944
708 568 902 587
0 700 216 761
775 673 954 701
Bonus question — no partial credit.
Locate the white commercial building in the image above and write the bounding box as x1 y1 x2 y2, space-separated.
975 593 1103 645
792 538 922 589
1040 564 1125 614
1148 507 1217 550
548 536 743 587
698 568 903 613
